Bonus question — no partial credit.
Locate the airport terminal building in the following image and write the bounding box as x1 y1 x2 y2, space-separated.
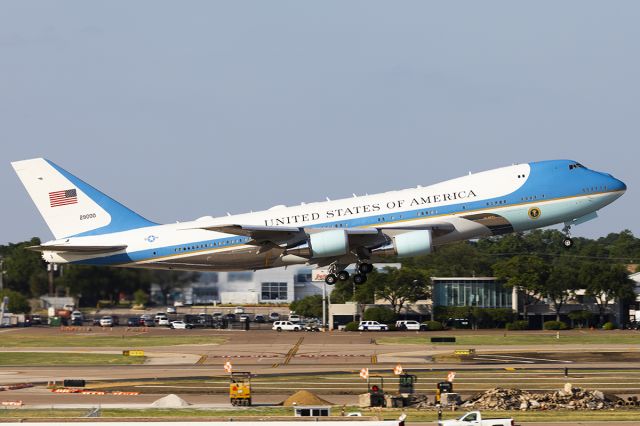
151 266 327 305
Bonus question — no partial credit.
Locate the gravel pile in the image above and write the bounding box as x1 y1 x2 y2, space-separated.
461 383 622 411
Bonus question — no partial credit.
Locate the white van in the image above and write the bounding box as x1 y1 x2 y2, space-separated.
288 314 301 323
396 320 421 331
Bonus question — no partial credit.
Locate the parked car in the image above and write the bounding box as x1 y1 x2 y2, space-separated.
30 314 43 325
224 313 236 321
198 314 214 327
154 313 168 324
269 312 281 322
166 306 177 314
71 311 84 321
234 306 245 314
396 320 421 331
173 301 185 307
127 317 141 327
272 321 301 332
288 314 301 323
158 318 170 326
139 314 154 326
99 316 113 327
239 314 250 322
304 321 321 332
212 312 223 319
254 315 266 323
358 321 388 331
170 320 193 329
446 318 471 329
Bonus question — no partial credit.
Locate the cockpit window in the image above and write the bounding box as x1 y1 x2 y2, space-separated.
569 163 585 170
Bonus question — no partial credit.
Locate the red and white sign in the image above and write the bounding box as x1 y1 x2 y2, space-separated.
312 269 330 282
393 364 403 375
447 371 456 382
224 361 233 373
359 368 369 380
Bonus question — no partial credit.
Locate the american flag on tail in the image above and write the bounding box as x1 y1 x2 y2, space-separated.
49 189 78 207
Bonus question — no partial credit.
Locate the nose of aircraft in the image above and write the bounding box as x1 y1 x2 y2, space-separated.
606 174 627 193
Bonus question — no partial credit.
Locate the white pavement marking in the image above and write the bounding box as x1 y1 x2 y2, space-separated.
482 354 574 363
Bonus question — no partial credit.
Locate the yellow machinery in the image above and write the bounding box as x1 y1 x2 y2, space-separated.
229 372 252 406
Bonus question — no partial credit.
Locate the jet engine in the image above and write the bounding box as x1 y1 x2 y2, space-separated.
373 230 433 258
309 229 349 258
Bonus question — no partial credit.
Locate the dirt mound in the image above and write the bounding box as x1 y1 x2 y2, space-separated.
150 394 191 408
282 390 333 406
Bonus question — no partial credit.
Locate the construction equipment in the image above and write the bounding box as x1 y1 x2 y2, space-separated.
436 381 453 404
229 372 252 406
368 376 385 407
398 373 417 394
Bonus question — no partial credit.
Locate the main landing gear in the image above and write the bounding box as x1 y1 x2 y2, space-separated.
324 262 374 285
562 224 573 249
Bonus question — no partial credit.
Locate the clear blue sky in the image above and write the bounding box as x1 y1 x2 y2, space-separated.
1 1 638 244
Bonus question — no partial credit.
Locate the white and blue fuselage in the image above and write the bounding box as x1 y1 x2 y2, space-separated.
11 159 626 275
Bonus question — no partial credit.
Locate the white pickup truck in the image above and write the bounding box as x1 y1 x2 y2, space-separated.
439 411 514 426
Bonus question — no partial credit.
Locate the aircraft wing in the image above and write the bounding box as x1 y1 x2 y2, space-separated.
28 244 128 254
196 222 455 248
197 224 307 246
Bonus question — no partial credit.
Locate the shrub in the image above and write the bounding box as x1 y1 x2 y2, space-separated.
506 320 529 330
568 310 595 327
363 306 396 323
0 289 30 314
543 320 568 330
344 321 359 332
133 289 149 307
421 320 444 331
602 322 616 330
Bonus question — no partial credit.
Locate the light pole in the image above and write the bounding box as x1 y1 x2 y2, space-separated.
0 256 4 292
322 281 327 332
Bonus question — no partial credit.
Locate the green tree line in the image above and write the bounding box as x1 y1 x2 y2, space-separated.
328 229 639 322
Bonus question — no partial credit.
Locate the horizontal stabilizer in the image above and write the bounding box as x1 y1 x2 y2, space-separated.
28 244 127 254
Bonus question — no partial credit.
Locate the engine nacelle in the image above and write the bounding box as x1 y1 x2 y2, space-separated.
393 230 433 257
309 229 349 258
372 230 434 258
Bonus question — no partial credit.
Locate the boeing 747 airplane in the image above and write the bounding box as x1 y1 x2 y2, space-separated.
12 159 626 284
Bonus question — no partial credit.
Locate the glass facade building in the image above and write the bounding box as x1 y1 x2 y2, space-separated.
432 277 512 308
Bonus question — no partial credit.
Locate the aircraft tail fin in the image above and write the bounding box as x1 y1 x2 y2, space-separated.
11 158 156 239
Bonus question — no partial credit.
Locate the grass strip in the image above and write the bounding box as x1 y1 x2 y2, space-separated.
0 334 226 348
3 408 640 422
0 352 145 366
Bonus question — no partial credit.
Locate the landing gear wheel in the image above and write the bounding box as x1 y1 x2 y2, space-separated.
563 238 573 248
353 273 367 284
358 263 374 274
337 271 350 281
325 273 338 285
